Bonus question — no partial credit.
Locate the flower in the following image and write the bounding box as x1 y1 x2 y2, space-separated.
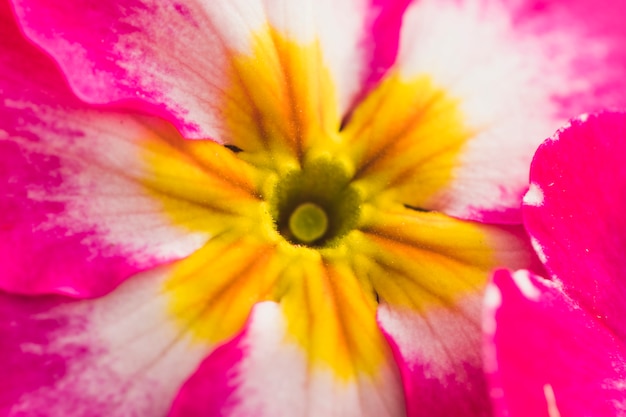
2 0 626 416
483 112 626 416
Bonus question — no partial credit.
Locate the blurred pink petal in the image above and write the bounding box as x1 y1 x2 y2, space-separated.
484 269 626 417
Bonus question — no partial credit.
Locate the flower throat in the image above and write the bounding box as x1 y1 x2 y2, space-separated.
269 158 361 248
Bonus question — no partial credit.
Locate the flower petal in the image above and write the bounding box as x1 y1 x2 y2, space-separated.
0 3 263 297
0 266 210 416
523 111 626 340
379 296 491 417
393 0 626 222
484 269 626 417
170 301 405 417
10 0 405 141
351 205 538 416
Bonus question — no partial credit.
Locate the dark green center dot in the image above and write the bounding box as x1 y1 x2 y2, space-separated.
270 157 361 247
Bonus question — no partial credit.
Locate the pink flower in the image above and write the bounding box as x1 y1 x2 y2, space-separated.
2 1 626 416
483 112 626 416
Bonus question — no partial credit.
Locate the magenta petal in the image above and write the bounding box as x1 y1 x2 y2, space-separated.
355 0 412 103
524 111 626 339
167 328 244 417
484 269 626 417
0 294 82 414
0 5 206 297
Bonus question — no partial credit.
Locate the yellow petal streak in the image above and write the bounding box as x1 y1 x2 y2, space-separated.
343 73 475 208
137 119 264 235
350 204 533 311
164 233 283 344
280 258 392 379
221 27 340 169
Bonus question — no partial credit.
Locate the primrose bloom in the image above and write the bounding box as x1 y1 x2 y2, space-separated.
2 0 626 416
484 112 626 417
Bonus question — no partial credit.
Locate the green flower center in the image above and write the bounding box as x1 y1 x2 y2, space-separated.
269 157 361 247
288 202 328 244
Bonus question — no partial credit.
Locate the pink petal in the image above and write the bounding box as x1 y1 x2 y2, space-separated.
394 0 626 223
524 111 626 340
378 295 492 417
484 269 626 417
169 302 405 417
0 267 210 415
10 0 406 139
0 7 213 296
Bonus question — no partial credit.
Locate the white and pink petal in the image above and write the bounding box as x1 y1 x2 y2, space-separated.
394 0 626 222
1 5 268 297
0 108 218 297
0 267 210 416
354 206 540 417
1 5 219 297
169 302 405 417
379 296 491 417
